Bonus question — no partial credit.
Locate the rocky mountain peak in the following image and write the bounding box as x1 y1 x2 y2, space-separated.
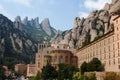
41 18 52 36
109 0 120 15
51 0 120 49
15 16 21 22
34 17 40 28
22 16 28 25
41 18 50 26
103 3 110 11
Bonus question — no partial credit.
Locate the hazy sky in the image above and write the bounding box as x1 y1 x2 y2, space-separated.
0 0 111 31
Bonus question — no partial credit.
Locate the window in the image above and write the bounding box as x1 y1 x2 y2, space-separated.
104 61 106 66
117 27 119 31
108 46 110 52
104 47 106 53
109 60 111 65
116 20 118 24
38 62 40 67
113 51 115 58
108 38 110 43
117 34 119 40
104 54 106 59
113 44 115 50
65 56 68 62
118 58 120 64
118 65 120 69
59 56 63 63
47 51 49 53
118 50 120 56
113 59 115 64
109 53 110 58
118 42 119 49
113 36 115 42
53 56 57 62
57 46 59 48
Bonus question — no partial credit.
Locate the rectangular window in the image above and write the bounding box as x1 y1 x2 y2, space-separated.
113 51 115 58
118 65 120 69
117 34 119 40
113 36 115 42
118 42 119 49
118 50 120 56
113 59 115 64
118 58 120 64
109 60 111 65
113 44 115 50
116 20 118 24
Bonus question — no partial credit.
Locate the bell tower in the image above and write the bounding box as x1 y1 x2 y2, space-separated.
38 43 48 53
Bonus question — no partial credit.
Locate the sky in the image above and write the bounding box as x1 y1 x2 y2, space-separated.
0 0 111 31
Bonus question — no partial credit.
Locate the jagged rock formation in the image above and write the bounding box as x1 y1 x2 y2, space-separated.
51 0 119 49
109 0 120 14
0 14 37 68
14 16 57 43
0 14 57 69
41 18 56 36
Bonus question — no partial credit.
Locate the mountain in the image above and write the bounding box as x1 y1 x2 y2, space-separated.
51 0 120 49
0 14 38 69
0 14 57 69
14 16 57 43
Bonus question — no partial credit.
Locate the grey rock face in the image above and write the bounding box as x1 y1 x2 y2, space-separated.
51 8 112 49
50 0 120 49
103 3 110 11
90 29 97 41
34 17 40 28
15 16 21 22
41 18 52 36
109 0 120 14
22 17 28 25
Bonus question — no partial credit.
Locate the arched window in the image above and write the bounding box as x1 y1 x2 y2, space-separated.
53 56 57 62
59 56 63 63
65 56 68 62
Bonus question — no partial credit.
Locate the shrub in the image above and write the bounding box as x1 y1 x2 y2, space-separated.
104 72 120 80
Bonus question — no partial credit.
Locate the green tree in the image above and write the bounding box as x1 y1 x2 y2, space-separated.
80 58 104 74
80 61 87 74
88 58 104 71
58 63 78 80
34 71 41 80
85 72 96 80
104 72 117 80
41 63 57 80
0 66 6 80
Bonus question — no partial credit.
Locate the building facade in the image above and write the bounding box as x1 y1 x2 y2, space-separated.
27 64 36 77
35 43 78 72
76 14 120 72
14 64 27 76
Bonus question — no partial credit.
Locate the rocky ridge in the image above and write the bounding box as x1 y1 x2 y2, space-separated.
51 0 120 49
0 14 37 68
0 14 57 69
14 16 57 43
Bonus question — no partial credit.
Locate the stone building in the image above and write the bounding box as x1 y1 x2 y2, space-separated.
76 14 120 72
27 64 36 77
14 64 27 76
35 43 78 72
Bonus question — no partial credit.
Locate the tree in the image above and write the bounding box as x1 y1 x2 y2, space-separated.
80 62 87 74
58 63 78 80
41 63 57 80
104 72 117 80
0 66 6 80
85 72 96 80
88 58 104 71
80 58 104 74
35 71 41 80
